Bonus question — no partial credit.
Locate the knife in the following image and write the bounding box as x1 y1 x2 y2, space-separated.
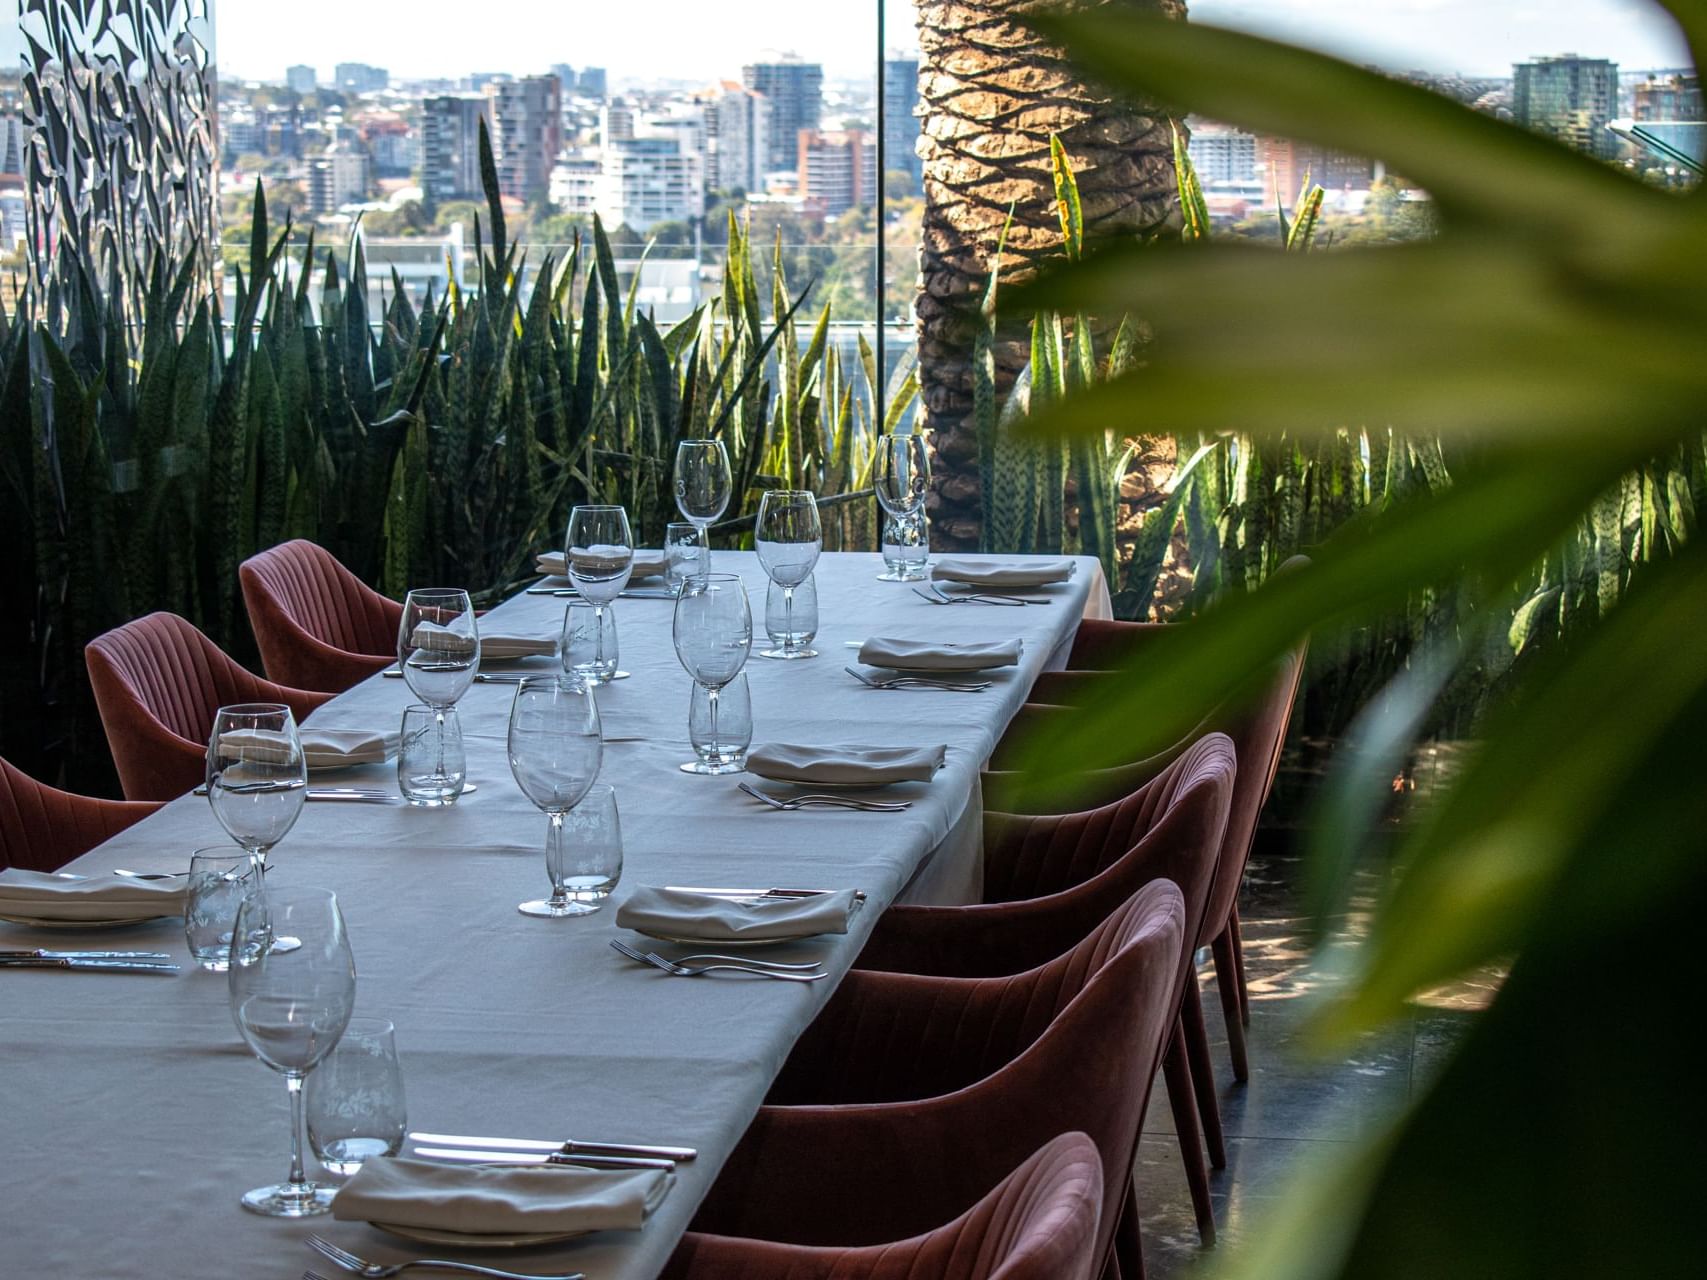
410 1130 696 1163
524 587 677 599
382 671 534 684
0 956 179 973
0 949 173 961
413 1146 679 1171
665 885 869 904
193 786 401 804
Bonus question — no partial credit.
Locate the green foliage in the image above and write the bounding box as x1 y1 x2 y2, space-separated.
1008 6 1706 1277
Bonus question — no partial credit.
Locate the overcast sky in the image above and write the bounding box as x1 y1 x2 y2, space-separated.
5 1 1692 82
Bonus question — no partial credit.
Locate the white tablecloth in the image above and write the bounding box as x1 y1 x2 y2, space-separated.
0 552 1108 1278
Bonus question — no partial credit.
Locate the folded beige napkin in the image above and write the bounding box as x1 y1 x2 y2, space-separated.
0 868 186 921
332 1156 671 1234
747 742 945 785
536 549 668 580
218 728 396 770
931 556 1077 588
857 636 1022 671
478 633 559 660
616 886 860 941
409 620 477 657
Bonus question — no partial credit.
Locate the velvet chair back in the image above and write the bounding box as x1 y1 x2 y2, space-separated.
0 756 161 872
240 540 402 692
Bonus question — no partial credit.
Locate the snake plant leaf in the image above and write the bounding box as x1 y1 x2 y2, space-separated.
477 117 506 274
1049 135 1084 261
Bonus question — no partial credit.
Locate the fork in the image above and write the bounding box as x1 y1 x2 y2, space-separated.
610 939 822 972
913 584 1034 607
639 950 828 982
843 667 991 693
738 782 911 812
305 1238 584 1279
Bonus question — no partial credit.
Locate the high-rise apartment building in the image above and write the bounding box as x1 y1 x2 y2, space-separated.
419 95 493 204
333 62 389 95
798 128 876 216
597 136 704 231
601 101 636 145
286 65 317 95
1188 122 1259 185
1256 137 1377 205
707 82 771 193
308 141 372 213
882 57 922 193
551 64 577 96
1 107 27 176
488 75 563 203
742 55 822 173
1633 73 1703 122
578 67 608 99
1513 54 1620 159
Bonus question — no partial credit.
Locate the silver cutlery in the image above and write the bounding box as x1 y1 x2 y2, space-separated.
525 586 676 599
383 670 533 684
0 956 178 973
193 785 400 804
737 782 911 812
410 1128 696 1163
610 939 821 973
1 949 174 961
844 667 991 693
413 1145 676 1171
306 1237 584 1279
665 884 869 904
625 949 828 982
914 584 1041 607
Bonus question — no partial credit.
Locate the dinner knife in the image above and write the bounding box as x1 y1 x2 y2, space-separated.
0 956 179 973
413 1146 678 1171
381 671 534 684
410 1130 697 1162
524 587 677 600
193 785 401 804
665 885 869 904
0 949 173 961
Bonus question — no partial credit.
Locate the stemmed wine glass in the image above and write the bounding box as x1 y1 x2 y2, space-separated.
755 489 822 659
397 589 479 800
565 505 634 682
507 676 605 917
228 886 356 1217
673 439 732 578
672 574 752 774
206 704 307 874
874 433 932 581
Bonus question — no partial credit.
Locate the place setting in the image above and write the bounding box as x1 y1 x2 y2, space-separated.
843 635 1023 692
608 881 865 979
913 556 1077 607
731 741 945 814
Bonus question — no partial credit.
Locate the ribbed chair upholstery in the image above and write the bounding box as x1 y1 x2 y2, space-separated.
0 756 162 873
857 734 1236 1245
663 1132 1103 1280
84 612 333 801
240 540 402 692
688 881 1186 1280
998 637 1308 1087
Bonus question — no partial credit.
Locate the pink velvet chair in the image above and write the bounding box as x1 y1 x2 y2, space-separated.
84 612 333 801
240 540 402 692
0 756 162 873
688 881 1186 1280
858 733 1236 1245
662 1132 1103 1280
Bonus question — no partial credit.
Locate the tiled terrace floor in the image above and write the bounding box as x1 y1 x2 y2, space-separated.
1136 843 1499 1276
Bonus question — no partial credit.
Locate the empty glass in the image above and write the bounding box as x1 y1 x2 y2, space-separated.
306 1018 406 1177
566 505 633 680
881 507 931 582
228 886 357 1216
672 574 752 775
755 489 822 660
397 589 478 800
766 575 818 654
206 703 307 872
664 521 705 594
185 849 258 972
673 439 732 576
507 676 605 917
398 704 465 806
874 434 932 581
561 600 620 685
690 673 751 771
549 783 623 912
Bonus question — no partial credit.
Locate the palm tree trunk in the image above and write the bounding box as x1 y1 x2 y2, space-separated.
913 0 1186 550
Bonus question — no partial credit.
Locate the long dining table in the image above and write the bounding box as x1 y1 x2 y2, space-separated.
1 551 1111 1279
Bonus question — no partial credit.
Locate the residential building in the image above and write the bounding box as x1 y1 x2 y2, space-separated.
549 155 602 214
551 64 577 96
488 75 563 203
798 128 876 216
578 68 608 99
1513 54 1620 159
358 111 414 176
1633 73 1703 122
1256 136 1378 205
601 100 635 145
333 62 389 95
708 82 770 193
419 95 493 203
286 64 317 95
1188 122 1259 185
742 55 822 172
882 56 922 193
1 109 26 176
597 136 704 231
307 141 371 213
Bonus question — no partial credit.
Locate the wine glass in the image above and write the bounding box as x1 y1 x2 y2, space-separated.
673 439 732 577
228 886 357 1217
507 675 605 917
672 573 752 775
206 704 307 873
874 433 932 581
565 505 634 682
755 489 822 659
397 589 479 799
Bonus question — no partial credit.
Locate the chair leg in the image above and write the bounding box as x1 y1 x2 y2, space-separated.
1163 1023 1216 1246
1211 927 1251 1084
1229 903 1251 1026
1113 1179 1147 1280
1182 979 1228 1169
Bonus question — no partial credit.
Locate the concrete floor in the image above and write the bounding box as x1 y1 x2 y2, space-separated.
1134 846 1499 1276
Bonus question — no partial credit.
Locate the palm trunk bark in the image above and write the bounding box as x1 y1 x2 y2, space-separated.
913 0 1186 549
